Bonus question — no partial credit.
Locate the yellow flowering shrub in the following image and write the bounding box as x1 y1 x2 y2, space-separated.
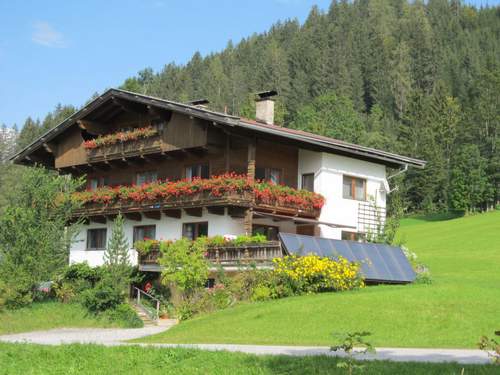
273 254 364 293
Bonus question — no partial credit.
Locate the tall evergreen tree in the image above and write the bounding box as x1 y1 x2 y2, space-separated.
104 214 130 268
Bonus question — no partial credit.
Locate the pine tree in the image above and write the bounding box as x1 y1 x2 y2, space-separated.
104 214 130 267
103 214 131 290
450 144 490 212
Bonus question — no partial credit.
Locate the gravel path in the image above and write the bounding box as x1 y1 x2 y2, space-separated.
0 326 169 345
0 328 491 364
146 344 490 365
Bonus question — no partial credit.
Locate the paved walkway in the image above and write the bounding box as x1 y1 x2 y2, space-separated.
0 327 491 364
147 344 490 365
0 326 169 345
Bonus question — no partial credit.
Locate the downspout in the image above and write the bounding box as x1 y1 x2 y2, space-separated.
385 164 408 194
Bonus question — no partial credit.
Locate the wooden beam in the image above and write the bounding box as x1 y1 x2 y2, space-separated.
207 206 225 216
77 120 105 134
228 206 246 218
98 106 123 122
112 98 148 114
184 207 203 217
144 211 161 220
42 143 54 154
243 208 253 235
247 138 256 181
106 214 118 221
163 209 182 219
124 212 142 221
90 215 106 224
147 105 172 121
225 134 230 172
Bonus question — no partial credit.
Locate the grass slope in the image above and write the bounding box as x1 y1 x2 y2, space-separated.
0 343 497 375
0 302 126 335
139 211 500 348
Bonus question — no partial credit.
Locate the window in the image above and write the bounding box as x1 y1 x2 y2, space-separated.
88 176 109 191
182 222 208 240
252 224 279 241
343 175 366 201
136 171 158 185
87 228 107 250
341 231 364 242
185 164 209 180
301 173 314 192
133 225 156 243
255 167 282 184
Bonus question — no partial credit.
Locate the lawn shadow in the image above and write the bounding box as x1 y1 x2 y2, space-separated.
407 211 465 223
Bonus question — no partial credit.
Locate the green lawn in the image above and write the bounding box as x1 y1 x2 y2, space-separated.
0 343 496 375
0 302 126 335
138 211 500 348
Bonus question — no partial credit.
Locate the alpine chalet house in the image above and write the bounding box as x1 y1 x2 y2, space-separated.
11 89 425 272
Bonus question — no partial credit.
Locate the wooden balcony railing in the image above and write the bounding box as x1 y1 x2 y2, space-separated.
138 241 283 267
86 135 162 163
75 190 254 216
75 192 320 218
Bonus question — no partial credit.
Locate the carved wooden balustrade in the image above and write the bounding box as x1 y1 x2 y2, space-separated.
138 241 283 268
86 134 162 163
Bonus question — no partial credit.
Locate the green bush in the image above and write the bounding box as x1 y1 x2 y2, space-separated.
175 290 214 321
53 263 104 303
101 304 143 328
0 279 33 309
251 285 272 302
210 285 234 309
81 282 124 314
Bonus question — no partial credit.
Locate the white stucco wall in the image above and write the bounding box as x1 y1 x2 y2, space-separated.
70 208 246 267
298 149 387 239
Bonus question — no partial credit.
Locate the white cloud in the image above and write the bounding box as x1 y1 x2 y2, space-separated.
32 21 67 48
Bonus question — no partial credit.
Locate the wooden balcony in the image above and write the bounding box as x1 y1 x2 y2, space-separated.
138 241 283 271
86 134 162 163
74 191 320 219
74 190 254 217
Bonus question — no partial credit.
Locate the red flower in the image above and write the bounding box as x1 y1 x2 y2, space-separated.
74 174 325 212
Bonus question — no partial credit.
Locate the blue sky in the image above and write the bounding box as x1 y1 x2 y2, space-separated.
0 0 498 128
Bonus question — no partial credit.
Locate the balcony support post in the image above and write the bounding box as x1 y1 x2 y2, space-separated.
247 138 256 181
244 208 253 235
245 138 256 235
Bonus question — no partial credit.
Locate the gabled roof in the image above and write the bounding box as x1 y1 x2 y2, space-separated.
10 88 426 169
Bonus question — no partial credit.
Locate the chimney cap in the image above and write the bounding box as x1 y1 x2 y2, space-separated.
256 90 278 100
188 98 210 106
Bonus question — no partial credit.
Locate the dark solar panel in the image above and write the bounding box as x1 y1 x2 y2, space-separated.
279 233 416 283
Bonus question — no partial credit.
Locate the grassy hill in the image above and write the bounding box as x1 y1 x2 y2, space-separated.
139 211 500 348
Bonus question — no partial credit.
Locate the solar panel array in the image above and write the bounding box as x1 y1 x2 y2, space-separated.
279 233 416 283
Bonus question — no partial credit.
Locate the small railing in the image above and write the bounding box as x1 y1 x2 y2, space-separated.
138 241 283 267
133 286 160 321
207 242 282 265
86 135 162 163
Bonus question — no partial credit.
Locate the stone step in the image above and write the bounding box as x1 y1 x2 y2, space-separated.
130 302 158 326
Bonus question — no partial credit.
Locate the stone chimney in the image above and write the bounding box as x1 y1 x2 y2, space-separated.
255 90 278 125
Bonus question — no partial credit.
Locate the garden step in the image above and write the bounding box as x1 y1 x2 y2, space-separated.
130 303 158 326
